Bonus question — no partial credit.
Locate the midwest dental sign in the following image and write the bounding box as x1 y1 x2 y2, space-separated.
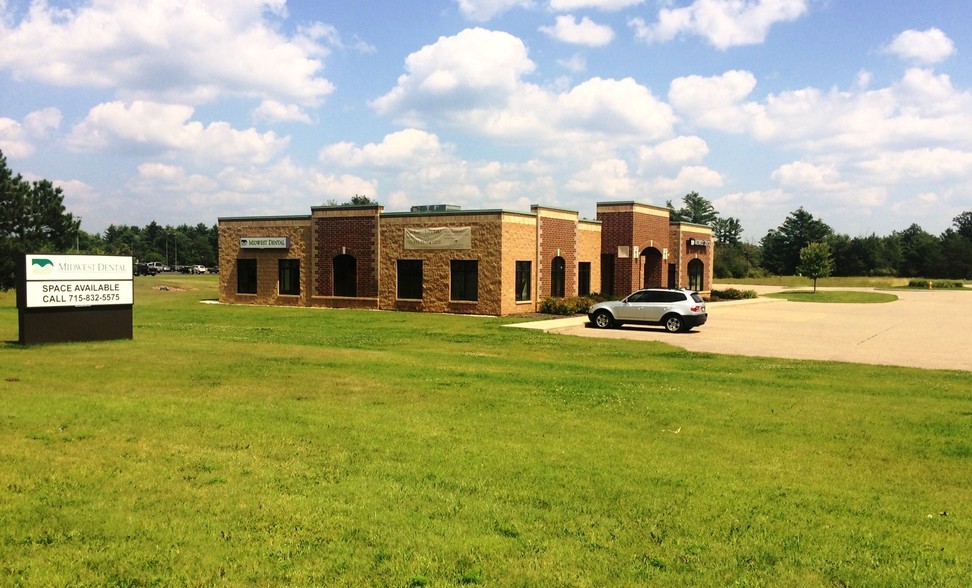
24 254 134 308
240 236 290 249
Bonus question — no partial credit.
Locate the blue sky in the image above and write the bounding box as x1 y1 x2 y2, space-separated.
2 0 971 240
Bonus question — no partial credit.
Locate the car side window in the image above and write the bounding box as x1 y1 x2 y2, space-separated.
627 291 648 303
666 292 687 302
641 291 664 303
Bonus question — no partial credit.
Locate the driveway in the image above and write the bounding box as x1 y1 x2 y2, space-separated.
518 287 972 372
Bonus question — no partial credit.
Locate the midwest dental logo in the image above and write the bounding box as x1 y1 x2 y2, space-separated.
30 258 55 275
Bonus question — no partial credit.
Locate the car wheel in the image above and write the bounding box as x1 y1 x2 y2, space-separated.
664 314 684 333
592 310 614 329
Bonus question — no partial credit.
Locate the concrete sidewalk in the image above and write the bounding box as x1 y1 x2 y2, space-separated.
509 288 972 372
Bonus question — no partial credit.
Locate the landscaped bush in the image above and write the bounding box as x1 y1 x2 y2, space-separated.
709 287 759 301
539 296 597 315
907 279 965 289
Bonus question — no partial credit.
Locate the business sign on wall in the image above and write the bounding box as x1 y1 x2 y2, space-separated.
18 254 135 345
240 237 290 249
24 254 134 308
405 227 472 250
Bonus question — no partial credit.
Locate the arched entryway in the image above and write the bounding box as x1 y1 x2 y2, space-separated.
641 247 664 288
333 254 357 297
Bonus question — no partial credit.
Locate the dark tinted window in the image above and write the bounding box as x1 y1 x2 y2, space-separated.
397 260 423 299
278 259 300 295
237 259 257 294
450 259 478 301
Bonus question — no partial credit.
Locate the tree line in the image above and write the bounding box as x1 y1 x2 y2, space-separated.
82 222 219 270
669 192 972 281
0 150 217 290
3 149 971 290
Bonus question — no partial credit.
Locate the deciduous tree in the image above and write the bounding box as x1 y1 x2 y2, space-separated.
798 241 834 293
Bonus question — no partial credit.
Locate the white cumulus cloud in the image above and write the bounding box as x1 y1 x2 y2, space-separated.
883 28 956 65
0 0 336 105
540 15 615 46
630 0 809 49
67 100 288 164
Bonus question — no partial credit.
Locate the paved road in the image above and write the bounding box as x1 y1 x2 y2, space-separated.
526 287 972 372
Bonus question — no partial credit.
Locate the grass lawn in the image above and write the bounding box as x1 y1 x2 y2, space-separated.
716 276 913 289
2 276 971 586
765 291 899 304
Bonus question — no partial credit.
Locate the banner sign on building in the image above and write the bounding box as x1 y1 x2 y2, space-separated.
688 239 710 247
240 237 290 249
405 227 472 250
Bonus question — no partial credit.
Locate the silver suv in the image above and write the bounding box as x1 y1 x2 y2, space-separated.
588 289 707 333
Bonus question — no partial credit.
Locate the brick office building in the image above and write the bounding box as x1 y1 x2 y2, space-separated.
217 200 713 316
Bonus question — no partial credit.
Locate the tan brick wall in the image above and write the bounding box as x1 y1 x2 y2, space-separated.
378 214 504 315
578 220 602 296
218 217 312 306
500 213 538 315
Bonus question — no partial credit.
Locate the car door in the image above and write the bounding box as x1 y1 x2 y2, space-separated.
648 291 687 322
640 290 668 322
615 291 648 321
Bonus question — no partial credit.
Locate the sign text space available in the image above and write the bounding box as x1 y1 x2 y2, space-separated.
25 280 134 308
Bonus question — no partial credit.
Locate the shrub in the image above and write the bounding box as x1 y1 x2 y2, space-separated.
538 296 596 315
907 279 965 289
709 288 759 301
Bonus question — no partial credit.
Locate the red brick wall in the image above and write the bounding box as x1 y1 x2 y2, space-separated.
311 207 380 304
314 216 379 297
534 207 578 297
597 203 671 296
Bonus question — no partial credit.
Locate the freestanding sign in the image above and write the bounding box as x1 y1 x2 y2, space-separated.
17 254 134 345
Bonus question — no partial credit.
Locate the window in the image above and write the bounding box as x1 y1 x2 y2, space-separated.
578 262 591 297
515 261 531 301
397 260 423 299
237 259 257 294
333 254 356 297
688 259 704 291
550 256 566 297
279 259 300 295
450 260 479 301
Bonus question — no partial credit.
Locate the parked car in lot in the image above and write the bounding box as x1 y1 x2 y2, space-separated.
134 263 158 276
189 265 207 274
588 288 707 333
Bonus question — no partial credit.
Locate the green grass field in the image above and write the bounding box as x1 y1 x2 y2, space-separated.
764 291 899 304
2 276 970 586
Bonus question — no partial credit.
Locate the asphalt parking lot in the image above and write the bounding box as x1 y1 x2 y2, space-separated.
521 287 972 372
